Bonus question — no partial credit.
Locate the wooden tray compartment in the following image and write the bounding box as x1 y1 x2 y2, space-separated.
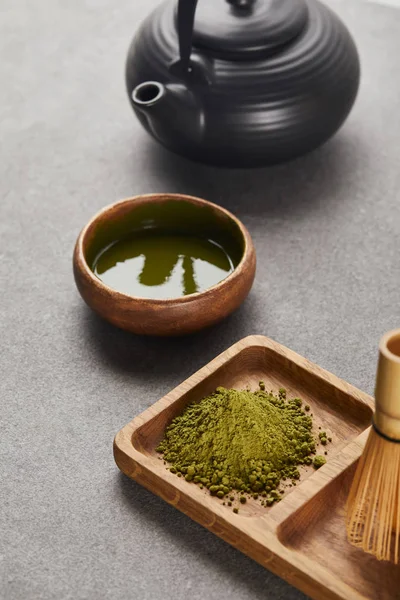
278 461 400 600
114 335 396 600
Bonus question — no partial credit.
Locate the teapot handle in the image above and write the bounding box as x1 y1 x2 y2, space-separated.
176 0 255 75
177 0 198 74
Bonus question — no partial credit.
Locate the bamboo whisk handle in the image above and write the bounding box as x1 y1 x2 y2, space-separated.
374 329 400 440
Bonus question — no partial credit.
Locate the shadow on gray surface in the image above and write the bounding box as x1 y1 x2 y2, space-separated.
117 472 309 600
140 132 358 218
80 293 263 380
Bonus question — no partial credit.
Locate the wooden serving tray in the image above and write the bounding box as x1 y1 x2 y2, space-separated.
114 335 399 600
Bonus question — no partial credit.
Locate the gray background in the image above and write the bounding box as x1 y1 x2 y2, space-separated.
1 0 400 598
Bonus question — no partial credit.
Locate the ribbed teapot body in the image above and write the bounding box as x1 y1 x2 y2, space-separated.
126 0 360 166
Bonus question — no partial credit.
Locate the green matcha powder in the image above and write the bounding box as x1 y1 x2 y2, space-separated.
157 385 328 508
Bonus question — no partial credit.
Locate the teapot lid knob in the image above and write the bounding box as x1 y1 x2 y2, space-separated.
225 0 256 8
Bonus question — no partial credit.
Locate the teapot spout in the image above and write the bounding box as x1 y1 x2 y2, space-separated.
132 81 166 109
131 81 204 150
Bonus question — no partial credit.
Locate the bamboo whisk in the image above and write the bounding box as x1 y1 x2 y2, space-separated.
346 329 400 563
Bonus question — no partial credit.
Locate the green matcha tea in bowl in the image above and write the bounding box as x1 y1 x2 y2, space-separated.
73 193 256 336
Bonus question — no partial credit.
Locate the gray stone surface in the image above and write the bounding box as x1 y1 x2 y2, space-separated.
1 0 400 598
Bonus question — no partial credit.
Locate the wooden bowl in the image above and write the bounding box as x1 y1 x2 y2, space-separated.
73 193 256 336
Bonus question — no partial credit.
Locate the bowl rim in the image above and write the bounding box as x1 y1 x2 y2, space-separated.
74 193 255 306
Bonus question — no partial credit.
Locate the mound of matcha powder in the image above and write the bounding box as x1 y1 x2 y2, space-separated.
157 385 323 506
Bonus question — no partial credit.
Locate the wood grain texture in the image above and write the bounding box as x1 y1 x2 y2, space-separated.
113 335 395 600
73 193 256 336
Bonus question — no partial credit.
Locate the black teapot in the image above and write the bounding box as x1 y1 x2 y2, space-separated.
126 0 360 167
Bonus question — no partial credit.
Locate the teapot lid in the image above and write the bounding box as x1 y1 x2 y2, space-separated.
188 0 309 60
